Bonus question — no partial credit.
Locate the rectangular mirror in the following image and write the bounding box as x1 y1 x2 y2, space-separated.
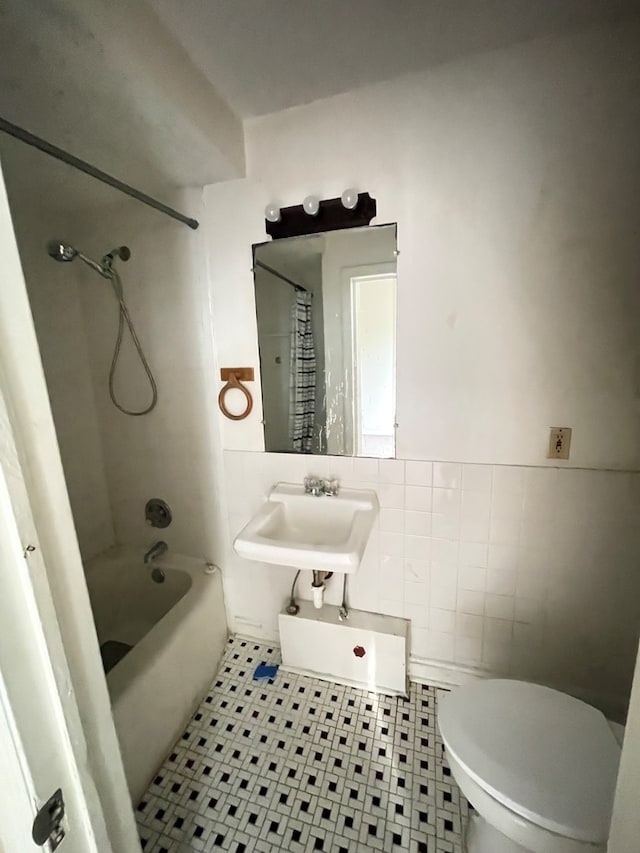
253 223 397 457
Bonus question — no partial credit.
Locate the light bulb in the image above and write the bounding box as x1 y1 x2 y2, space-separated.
303 195 320 216
264 203 281 223
341 188 359 210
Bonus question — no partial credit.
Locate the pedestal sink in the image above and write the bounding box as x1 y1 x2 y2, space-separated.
233 483 379 573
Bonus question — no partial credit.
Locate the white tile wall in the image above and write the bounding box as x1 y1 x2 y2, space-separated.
68 192 228 567
22 194 229 575
222 451 640 716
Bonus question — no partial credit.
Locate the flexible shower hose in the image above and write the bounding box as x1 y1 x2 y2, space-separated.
107 269 158 416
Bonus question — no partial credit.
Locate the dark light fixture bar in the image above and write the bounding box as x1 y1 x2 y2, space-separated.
264 192 376 240
254 259 307 292
0 116 199 230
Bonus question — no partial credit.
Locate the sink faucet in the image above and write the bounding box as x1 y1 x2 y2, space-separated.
304 477 323 496
322 478 340 496
144 540 168 564
304 477 340 497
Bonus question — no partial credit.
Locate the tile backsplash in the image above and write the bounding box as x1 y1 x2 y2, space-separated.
222 452 640 717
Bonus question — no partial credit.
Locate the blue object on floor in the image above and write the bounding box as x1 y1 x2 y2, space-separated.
253 663 279 681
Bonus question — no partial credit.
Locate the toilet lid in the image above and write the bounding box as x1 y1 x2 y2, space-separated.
438 680 621 844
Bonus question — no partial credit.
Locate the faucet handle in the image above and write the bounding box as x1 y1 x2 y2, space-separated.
322 478 340 496
304 476 322 495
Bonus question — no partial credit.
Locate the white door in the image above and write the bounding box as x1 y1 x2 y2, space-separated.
350 271 397 458
607 642 640 850
0 665 45 851
0 409 100 853
0 158 128 852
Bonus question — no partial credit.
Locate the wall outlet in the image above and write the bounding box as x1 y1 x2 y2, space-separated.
548 427 572 460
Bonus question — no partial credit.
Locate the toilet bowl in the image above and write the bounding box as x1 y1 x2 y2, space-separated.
437 680 622 853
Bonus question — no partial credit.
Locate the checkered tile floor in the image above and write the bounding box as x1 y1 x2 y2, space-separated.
136 637 468 852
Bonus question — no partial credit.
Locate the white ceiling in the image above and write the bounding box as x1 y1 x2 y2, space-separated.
149 0 636 118
0 0 244 217
0 0 637 218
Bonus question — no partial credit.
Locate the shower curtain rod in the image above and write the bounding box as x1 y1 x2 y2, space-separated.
0 116 199 230
254 259 307 292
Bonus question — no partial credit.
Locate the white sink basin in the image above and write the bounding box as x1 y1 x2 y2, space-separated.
233 482 379 574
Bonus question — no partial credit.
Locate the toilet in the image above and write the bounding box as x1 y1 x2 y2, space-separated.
437 679 622 853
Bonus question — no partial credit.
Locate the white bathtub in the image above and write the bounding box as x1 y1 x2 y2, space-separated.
84 546 227 802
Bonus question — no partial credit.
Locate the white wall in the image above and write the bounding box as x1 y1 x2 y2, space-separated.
11 183 229 574
9 205 115 561
226 19 640 469
608 640 640 850
9 188 229 571
203 19 640 715
70 191 228 568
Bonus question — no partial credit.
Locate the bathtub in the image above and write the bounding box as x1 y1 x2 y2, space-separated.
84 546 227 802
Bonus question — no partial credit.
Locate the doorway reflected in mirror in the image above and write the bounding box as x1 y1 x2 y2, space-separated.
253 223 397 458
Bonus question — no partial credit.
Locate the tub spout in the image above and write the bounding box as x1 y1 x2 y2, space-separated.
144 540 168 564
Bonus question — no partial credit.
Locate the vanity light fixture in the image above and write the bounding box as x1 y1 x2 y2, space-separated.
264 203 281 223
303 195 320 216
264 191 377 239
341 188 359 210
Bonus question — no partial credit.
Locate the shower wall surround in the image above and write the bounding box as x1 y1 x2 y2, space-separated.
11 208 115 560
70 190 227 566
222 451 640 716
12 188 228 571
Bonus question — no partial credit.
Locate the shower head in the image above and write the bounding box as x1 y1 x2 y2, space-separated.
46 239 124 278
47 240 78 262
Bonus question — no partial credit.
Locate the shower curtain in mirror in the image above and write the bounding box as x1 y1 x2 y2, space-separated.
289 291 316 453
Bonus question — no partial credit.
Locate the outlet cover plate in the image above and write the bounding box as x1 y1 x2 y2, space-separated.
548 427 572 460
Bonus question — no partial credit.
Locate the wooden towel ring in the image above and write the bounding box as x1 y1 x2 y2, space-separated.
218 367 254 421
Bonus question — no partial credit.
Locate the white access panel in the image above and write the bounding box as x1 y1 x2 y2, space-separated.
279 602 409 696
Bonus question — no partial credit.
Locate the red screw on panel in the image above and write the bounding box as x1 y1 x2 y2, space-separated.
353 646 366 658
